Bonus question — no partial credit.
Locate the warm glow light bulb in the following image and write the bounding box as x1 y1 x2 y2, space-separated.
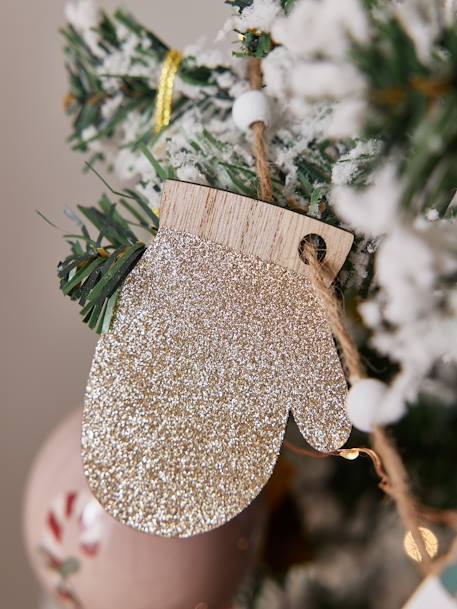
403 527 438 562
340 448 360 461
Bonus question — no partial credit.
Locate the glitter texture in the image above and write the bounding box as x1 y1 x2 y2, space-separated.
82 228 351 537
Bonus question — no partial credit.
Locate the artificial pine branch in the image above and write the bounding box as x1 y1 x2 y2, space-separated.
57 177 158 333
62 9 234 152
57 0 457 339
350 14 457 216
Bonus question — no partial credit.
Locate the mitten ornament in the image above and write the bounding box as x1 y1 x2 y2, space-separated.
82 180 354 537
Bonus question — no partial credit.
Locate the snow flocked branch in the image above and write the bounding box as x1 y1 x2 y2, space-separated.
57 0 457 427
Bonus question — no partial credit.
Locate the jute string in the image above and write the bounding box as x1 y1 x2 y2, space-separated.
249 59 274 203
248 58 432 574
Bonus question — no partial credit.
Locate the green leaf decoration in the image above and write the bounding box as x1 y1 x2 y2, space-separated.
52 177 157 334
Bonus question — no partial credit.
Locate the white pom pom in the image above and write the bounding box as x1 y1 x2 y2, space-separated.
376 390 407 427
345 378 388 432
232 91 272 131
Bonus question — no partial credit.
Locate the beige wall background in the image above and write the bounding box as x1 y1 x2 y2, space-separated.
0 1 227 606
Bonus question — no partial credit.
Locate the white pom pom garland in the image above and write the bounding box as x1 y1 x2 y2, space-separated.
232 90 272 131
377 389 407 427
345 378 388 432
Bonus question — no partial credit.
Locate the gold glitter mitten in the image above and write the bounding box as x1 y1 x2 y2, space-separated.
82 181 354 537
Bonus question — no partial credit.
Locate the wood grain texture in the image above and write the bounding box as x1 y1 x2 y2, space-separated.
160 180 353 284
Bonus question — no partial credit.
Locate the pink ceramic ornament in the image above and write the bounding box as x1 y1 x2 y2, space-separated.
24 410 265 609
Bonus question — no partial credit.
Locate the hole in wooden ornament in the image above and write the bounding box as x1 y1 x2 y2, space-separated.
298 234 327 265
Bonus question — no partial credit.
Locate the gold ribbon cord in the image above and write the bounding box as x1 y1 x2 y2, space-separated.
155 49 183 134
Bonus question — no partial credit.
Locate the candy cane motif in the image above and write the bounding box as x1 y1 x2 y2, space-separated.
39 491 104 609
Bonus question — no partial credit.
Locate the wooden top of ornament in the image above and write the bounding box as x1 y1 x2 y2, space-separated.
160 180 354 285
